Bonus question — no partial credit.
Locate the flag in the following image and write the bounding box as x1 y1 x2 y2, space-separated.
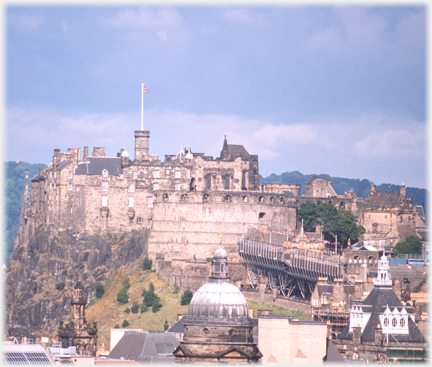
143 86 149 93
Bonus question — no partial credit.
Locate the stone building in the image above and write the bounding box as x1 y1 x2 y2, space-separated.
57 281 98 356
173 247 262 363
333 254 427 363
257 314 327 364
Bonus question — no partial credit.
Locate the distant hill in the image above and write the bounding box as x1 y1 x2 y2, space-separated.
5 161 46 260
260 171 427 208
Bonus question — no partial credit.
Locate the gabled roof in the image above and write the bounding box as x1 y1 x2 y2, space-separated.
108 331 179 362
338 286 426 344
54 160 73 172
305 175 323 184
168 316 186 333
74 157 123 176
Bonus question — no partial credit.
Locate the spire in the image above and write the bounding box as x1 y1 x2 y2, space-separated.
220 131 229 160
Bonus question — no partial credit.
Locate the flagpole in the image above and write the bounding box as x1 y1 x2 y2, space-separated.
141 83 144 131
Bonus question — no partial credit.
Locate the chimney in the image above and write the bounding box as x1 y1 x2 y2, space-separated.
400 183 406 198
353 325 361 345
92 147 106 157
83 146 89 162
53 149 61 167
370 184 376 194
374 323 382 345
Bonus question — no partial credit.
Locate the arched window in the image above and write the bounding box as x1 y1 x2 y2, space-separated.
400 318 405 327
384 318 389 327
392 318 398 327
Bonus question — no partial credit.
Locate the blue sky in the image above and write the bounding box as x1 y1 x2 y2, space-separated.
5 5 427 188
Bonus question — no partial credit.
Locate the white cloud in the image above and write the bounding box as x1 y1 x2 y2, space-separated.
352 126 425 159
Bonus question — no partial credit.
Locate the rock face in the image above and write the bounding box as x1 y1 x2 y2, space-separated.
6 227 149 340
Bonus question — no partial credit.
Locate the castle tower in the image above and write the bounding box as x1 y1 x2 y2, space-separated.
373 254 392 287
134 130 150 161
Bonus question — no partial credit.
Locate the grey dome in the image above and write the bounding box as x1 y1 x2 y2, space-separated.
213 247 227 259
187 281 249 320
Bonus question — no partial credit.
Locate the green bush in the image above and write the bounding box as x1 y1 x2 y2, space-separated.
131 302 140 314
122 277 131 290
117 287 129 305
143 257 153 270
114 324 120 329
173 284 179 294
87 324 97 335
152 301 162 313
96 283 105 299
143 283 160 308
181 289 193 306
56 281 66 291
125 308 131 314
140 302 147 313
122 320 130 328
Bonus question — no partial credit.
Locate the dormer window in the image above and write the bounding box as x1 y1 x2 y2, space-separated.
102 169 108 177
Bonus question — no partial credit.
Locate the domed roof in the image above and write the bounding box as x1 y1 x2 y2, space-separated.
213 247 227 259
187 281 249 320
121 149 129 157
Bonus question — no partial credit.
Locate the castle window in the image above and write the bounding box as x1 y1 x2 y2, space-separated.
205 175 211 190
153 183 159 190
136 217 143 224
68 183 73 191
166 170 170 175
259 212 266 221
64 195 68 201
102 181 108 192
50 183 52 189
129 183 135 192
372 223 378 233
400 318 405 327
153 170 160 178
129 197 134 207
175 184 181 191
102 196 108 206
224 175 230 190
175 171 181 178
68 171 73 179
54 172 57 178
147 197 153 208
383 318 389 327
392 318 397 327
76 186 80 192
76 197 80 206
133 171 137 179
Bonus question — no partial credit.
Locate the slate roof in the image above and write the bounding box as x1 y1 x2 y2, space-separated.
363 191 404 209
283 190 295 198
415 205 425 218
54 160 73 172
305 175 323 184
108 330 179 362
226 144 250 160
338 286 426 344
74 157 123 176
168 316 186 333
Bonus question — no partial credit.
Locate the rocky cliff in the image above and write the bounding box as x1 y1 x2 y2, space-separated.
6 226 149 340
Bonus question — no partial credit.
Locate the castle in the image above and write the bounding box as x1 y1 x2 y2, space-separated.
17 129 424 264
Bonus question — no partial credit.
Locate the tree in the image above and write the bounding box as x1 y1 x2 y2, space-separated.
95 283 105 299
316 202 338 235
329 209 365 247
56 281 66 291
122 320 130 328
87 324 97 335
180 289 193 306
393 236 424 257
117 287 129 304
143 282 160 308
297 201 318 232
122 277 131 290
152 301 162 313
131 302 140 314
143 257 153 270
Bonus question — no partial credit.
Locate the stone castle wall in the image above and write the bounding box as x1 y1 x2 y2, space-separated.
147 190 298 261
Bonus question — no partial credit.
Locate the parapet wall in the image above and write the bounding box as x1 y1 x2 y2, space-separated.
148 190 298 261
